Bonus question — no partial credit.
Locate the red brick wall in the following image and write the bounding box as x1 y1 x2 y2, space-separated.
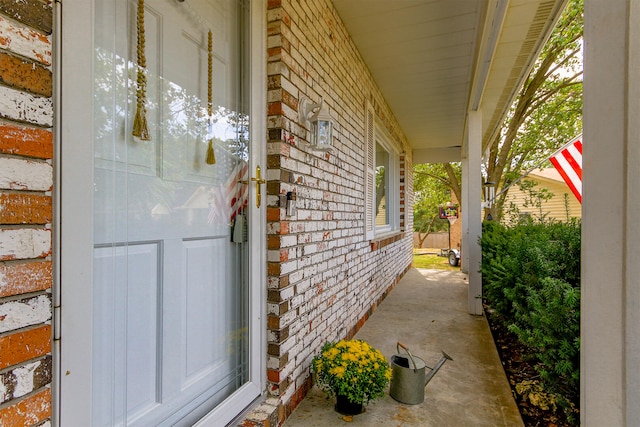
0 1 54 425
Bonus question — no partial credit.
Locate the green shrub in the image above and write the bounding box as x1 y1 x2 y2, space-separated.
481 219 581 411
481 220 581 322
509 277 580 403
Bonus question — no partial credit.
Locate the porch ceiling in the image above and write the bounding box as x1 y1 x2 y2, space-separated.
332 0 568 163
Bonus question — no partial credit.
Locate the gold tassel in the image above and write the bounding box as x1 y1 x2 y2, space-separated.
205 30 216 164
206 139 216 164
133 0 151 141
133 105 151 141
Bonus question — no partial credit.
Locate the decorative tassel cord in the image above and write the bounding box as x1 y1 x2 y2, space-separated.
133 0 151 141
206 29 216 164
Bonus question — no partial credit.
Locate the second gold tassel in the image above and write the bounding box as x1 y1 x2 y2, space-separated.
132 0 151 141
206 30 216 165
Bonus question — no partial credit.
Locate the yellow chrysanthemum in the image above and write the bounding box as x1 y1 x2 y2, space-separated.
313 339 391 404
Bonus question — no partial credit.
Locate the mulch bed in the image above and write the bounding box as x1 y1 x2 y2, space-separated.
484 305 577 427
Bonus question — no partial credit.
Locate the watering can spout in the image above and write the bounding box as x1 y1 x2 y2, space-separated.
424 350 453 387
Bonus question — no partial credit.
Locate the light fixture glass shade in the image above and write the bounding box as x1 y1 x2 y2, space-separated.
311 118 333 150
299 97 334 151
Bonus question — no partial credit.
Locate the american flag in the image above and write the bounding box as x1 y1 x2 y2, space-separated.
207 161 249 224
549 135 582 203
228 161 249 221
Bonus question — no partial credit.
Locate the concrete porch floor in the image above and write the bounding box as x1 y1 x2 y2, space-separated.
283 268 523 427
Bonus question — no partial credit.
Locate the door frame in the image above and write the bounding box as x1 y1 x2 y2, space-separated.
54 1 266 425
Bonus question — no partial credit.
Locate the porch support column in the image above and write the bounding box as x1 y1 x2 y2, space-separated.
464 110 483 316
461 151 469 274
583 1 640 424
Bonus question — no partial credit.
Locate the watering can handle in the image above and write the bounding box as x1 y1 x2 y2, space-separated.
396 341 419 371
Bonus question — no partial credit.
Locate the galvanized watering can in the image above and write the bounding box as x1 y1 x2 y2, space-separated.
389 342 453 405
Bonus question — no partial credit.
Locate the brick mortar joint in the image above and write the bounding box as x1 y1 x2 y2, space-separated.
0 259 51 269
0 190 52 196
0 322 51 339
0 354 50 377
0 152 53 163
0 224 52 231
0 117 53 130
0 114 54 130
0 289 51 304
0 383 51 411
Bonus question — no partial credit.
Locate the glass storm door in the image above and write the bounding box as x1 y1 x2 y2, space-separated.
87 0 259 425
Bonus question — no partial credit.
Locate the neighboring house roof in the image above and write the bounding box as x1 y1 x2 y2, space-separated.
526 167 565 182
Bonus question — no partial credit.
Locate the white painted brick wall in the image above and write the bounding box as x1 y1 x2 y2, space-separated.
0 16 52 65
265 0 415 411
267 250 280 263
12 361 41 397
279 259 297 275
280 235 297 247
0 158 53 191
0 86 53 126
267 355 280 370
280 286 295 301
267 303 280 316
0 229 51 260
0 294 52 333
0 2 55 423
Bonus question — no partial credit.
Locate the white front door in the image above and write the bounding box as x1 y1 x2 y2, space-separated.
59 1 266 426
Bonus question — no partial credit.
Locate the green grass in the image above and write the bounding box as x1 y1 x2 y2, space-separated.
412 250 460 271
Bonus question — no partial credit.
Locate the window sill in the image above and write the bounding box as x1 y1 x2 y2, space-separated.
370 231 404 251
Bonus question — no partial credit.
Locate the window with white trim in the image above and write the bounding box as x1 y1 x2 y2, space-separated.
374 126 399 234
364 101 400 239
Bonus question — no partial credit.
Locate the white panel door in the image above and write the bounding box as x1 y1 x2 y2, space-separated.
64 0 261 425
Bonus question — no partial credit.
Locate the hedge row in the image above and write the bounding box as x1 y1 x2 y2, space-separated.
481 219 581 409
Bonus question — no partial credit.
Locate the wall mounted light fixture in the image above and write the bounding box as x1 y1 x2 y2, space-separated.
299 96 333 151
482 181 496 208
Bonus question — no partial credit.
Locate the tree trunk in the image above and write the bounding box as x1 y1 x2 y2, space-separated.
417 215 437 248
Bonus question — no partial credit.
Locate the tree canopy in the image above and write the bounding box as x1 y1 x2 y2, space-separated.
485 0 583 221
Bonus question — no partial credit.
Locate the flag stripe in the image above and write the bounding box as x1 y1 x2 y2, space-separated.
550 136 582 204
207 160 249 224
551 155 582 203
229 162 249 221
562 145 582 180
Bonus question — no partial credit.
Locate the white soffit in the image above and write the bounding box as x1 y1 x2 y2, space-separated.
332 0 567 161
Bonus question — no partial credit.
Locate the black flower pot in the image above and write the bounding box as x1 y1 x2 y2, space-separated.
335 394 364 415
